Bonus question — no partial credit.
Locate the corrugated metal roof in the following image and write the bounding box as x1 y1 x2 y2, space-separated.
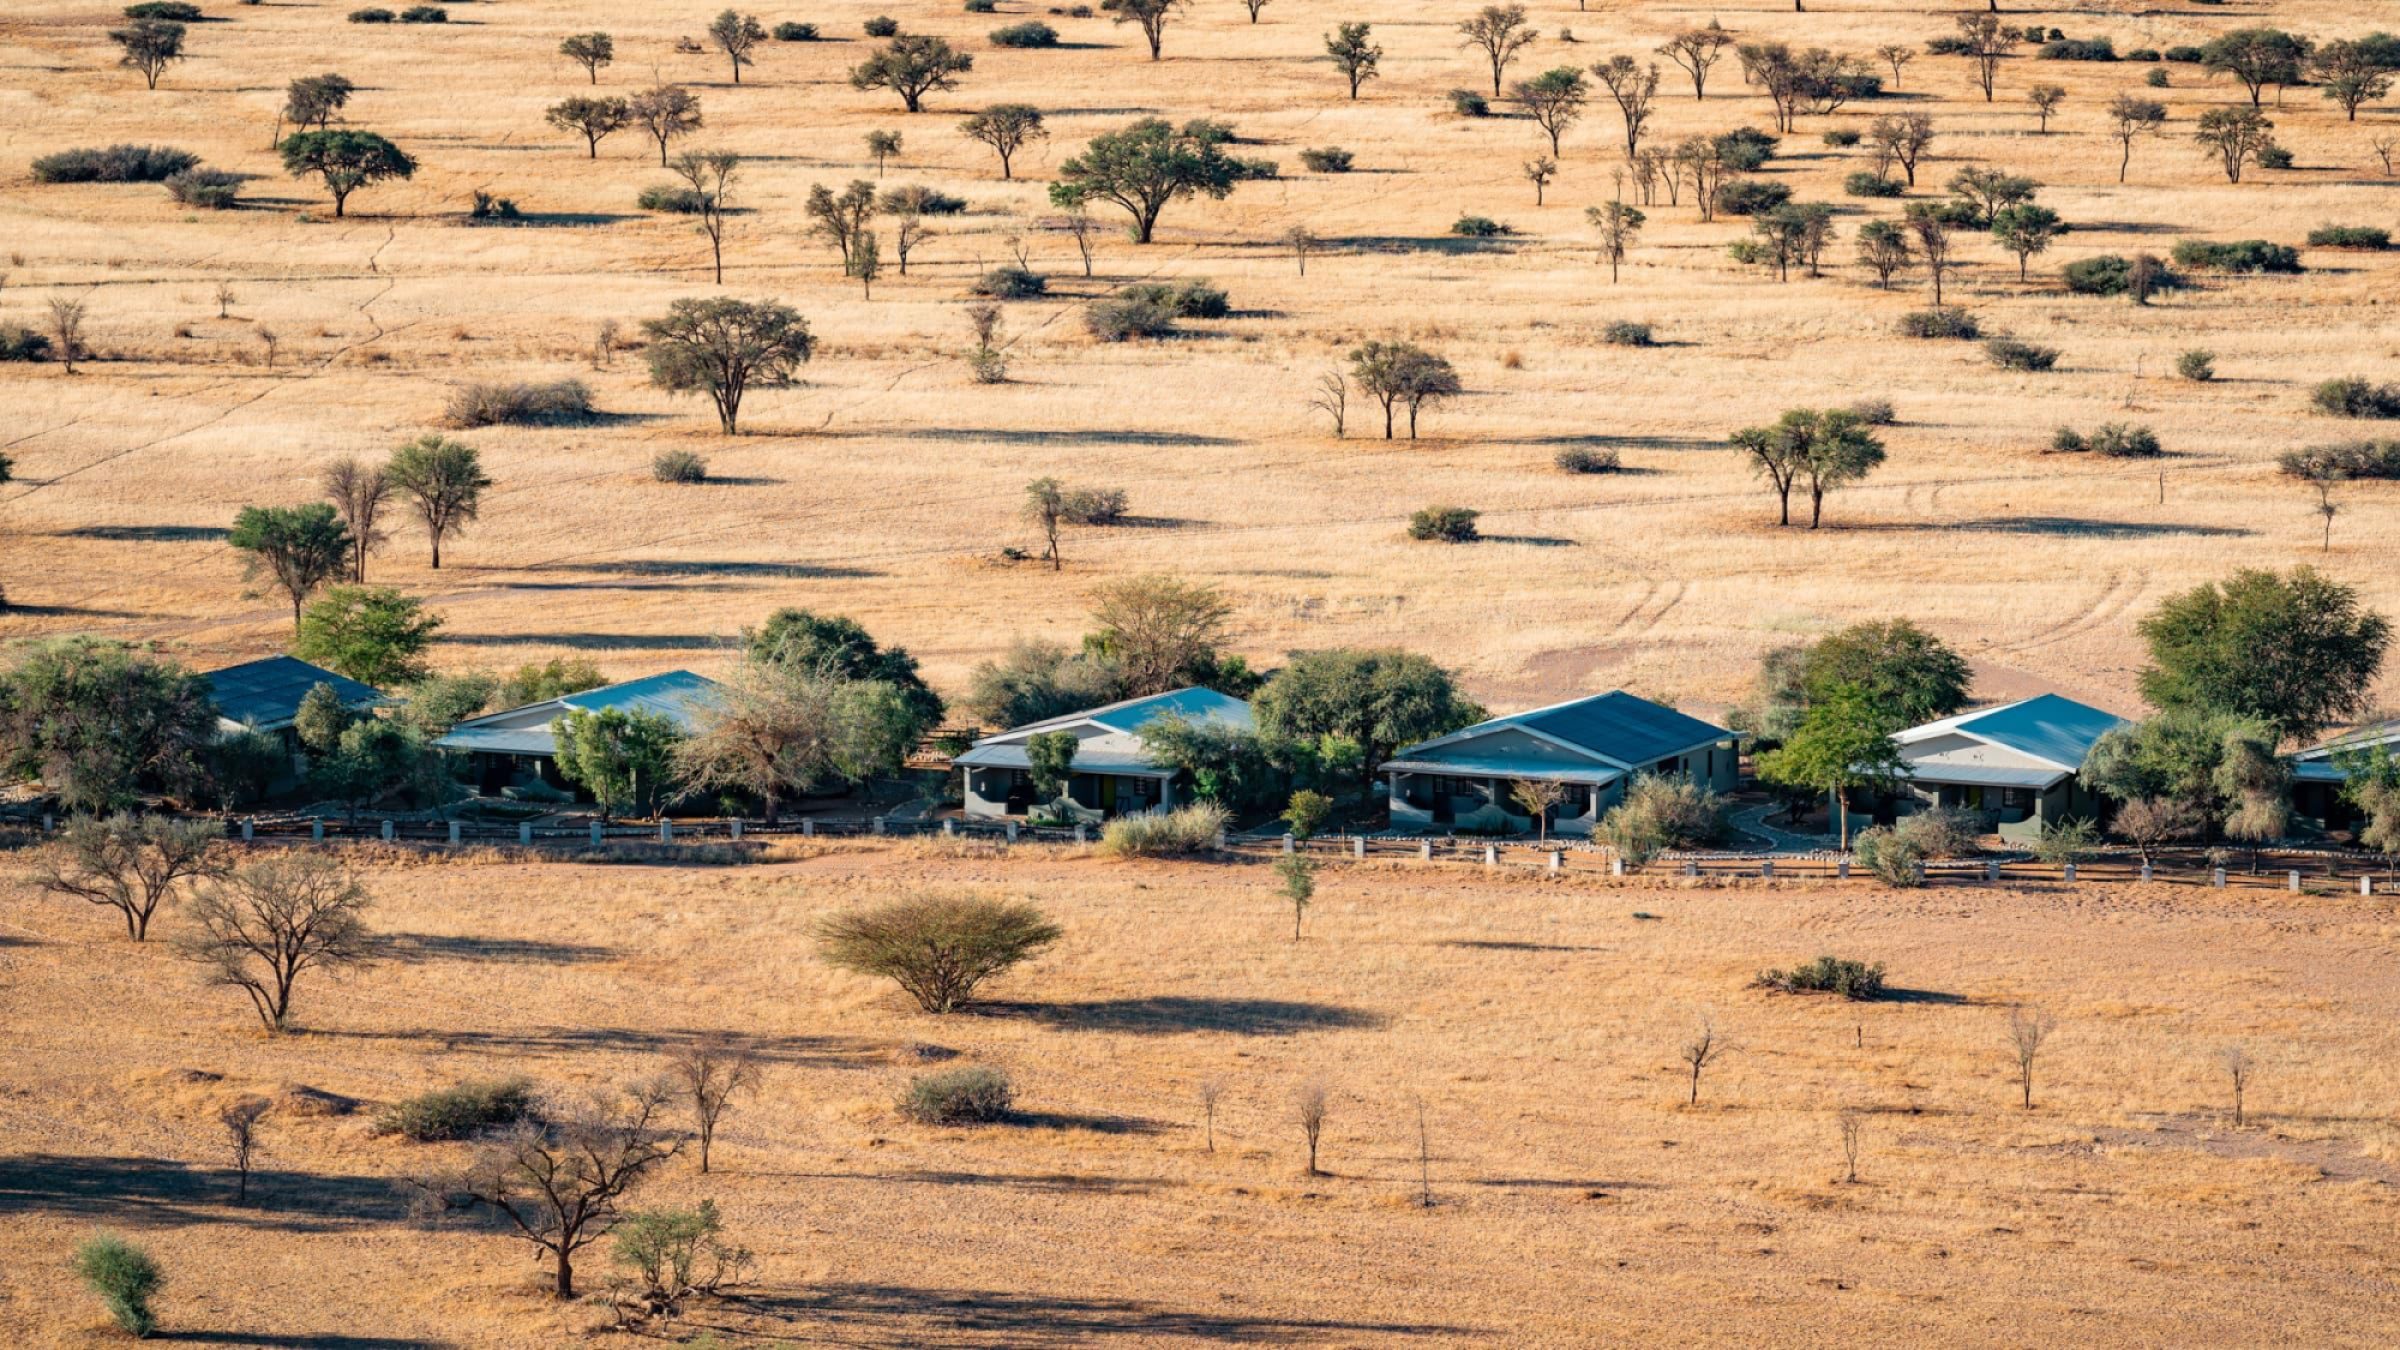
1381 757 1625 787
1901 762 2070 790
1937 694 2126 772
202 656 386 731
1400 691 1729 770
434 670 723 758
2297 719 2400 764
951 744 1173 776
1006 686 1253 738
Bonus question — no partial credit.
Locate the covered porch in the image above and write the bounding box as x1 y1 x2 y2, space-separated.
961 763 1174 820
1892 768 2101 845
1383 763 1623 837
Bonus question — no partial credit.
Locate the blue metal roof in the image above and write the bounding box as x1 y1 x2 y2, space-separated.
1011 686 1254 737
559 670 724 724
1417 691 1728 768
1949 694 2126 772
202 656 386 731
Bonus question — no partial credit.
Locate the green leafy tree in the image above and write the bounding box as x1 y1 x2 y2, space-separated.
1050 118 1256 244
228 504 351 632
278 129 416 217
1990 202 2064 281
1347 341 1461 439
499 658 604 709
0 638 218 811
2106 95 2167 183
1514 67 1588 156
385 435 491 569
850 35 972 112
74 1234 164 1337
2201 28 2311 108
284 73 355 131
2082 708 2284 835
553 707 684 820
560 32 614 84
1103 0 1183 61
745 609 943 742
1275 853 1316 940
310 717 457 820
397 672 498 735
674 658 913 821
964 639 1126 728
1252 648 1484 783
2194 107 2275 184
1731 407 1885 528
1024 729 1079 803
2312 40 2395 122
1798 620 1972 728
959 103 1046 180
1282 788 1332 839
2336 745 2400 857
294 682 352 753
112 19 185 89
642 297 814 434
294 585 440 686
1085 574 1235 697
816 893 1062 1012
1459 4 1539 98
706 10 767 83
1755 684 1903 847
2136 567 2391 744
546 95 631 158
1325 22 1382 100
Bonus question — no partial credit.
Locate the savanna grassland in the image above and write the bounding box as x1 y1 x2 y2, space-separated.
3 844 2400 1345
1 0 2395 714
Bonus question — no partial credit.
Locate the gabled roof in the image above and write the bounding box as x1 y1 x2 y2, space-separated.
1893 694 2127 774
434 670 724 757
1392 691 1731 772
994 687 1253 741
202 656 386 732
2293 718 2400 781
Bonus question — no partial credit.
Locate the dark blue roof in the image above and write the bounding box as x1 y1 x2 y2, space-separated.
1515 691 1731 766
202 656 386 730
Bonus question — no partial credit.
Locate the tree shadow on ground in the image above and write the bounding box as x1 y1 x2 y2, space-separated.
0 1155 409 1231
1439 939 1608 953
54 524 230 542
717 1282 1479 1344
161 1335 449 1349
512 560 876 580
980 997 1382 1036
1006 1111 1174 1136
1878 986 1971 1005
883 427 1241 448
782 1168 1171 1196
380 932 617 965
437 632 729 650
1862 516 2252 539
315 1025 882 1068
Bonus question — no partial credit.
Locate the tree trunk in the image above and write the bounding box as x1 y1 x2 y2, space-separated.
430 534 442 569
555 1247 575 1299
1835 790 1849 848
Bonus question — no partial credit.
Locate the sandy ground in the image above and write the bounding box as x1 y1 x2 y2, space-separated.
1 841 2398 1344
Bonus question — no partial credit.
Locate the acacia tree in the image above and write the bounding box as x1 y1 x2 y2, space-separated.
2312 41 2395 121
1086 574 1234 696
850 35 972 112
707 11 767 84
547 96 631 158
553 707 683 821
1348 341 1460 440
560 32 614 84
2195 107 2275 184
959 104 1046 180
1855 219 1912 287
1024 477 1071 569
675 659 915 821
34 813 224 941
1904 203 1958 304
0 638 218 813
1868 112 1934 186
668 149 740 282
1514 67 1588 156
669 1037 762 1175
1325 23 1381 100
1991 203 2063 281
1104 0 1183 61
2136 566 2391 744
1459 5 1538 98
1756 683 1903 846
2106 95 2167 183
229 503 350 631
642 297 813 435
177 854 375 1033
284 74 356 133
805 180 877 272
112 19 185 89
2202 28 2310 108
321 456 390 583
1657 24 1731 100
1732 407 1884 528
385 435 491 569
1587 194 1643 281
816 893 1062 1013
2027 84 2065 134
1241 0 1269 22
1049 118 1256 243
279 130 416 218
411 1080 681 1299
1593 56 1661 161
1954 14 2018 103
629 85 704 167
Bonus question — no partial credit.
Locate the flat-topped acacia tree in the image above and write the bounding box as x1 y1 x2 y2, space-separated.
1049 118 1260 243
279 130 415 217
642 297 814 435
850 35 971 112
560 31 613 84
1103 0 1182 61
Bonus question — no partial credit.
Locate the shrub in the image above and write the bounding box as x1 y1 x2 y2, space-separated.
1299 146 1354 173
1925 36 1972 57
1450 215 1509 237
864 14 899 36
372 1078 536 1141
1851 825 1924 887
164 167 240 209
31 144 199 184
1122 279 1229 318
1984 338 2060 372
1821 128 1861 148
989 21 1057 46
1597 773 1727 865
2037 37 2115 61
2171 239 2302 274
2307 225 2390 250
74 1234 164 1338
2279 440 2400 481
124 1 203 19
965 0 998 11
1756 955 1887 999
2312 378 2400 419
469 190 518 221
1715 126 1778 170
349 6 395 20
1555 446 1621 473
1845 171 1903 197
1847 397 1897 426
638 183 709 213
2062 254 2183 296
2145 66 2169 87
1600 320 1654 347
399 5 448 21
1098 801 1232 856
2089 423 2162 457
879 184 967 215
653 449 708 483
899 1066 1013 1124
1060 486 1128 523
1084 295 1178 341
773 21 818 40
442 379 594 428
1407 505 1480 542
971 266 1047 300
2164 44 2204 62
2257 145 2293 170
971 265 1047 299
1899 308 1979 339
0 327 53 362
1448 89 1490 117
1713 179 1792 216
1892 806 1979 859
2176 349 2215 381
2126 48 2160 62
816 893 1063 1012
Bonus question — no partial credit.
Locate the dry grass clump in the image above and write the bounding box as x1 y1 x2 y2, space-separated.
1098 802 1231 856
441 379 595 428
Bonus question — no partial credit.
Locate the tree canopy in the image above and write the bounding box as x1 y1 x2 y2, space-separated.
1 639 219 811
2136 567 2391 745
553 707 684 820
230 503 351 631
278 129 415 217
294 585 441 687
642 297 814 435
1252 648 1485 779
1049 118 1262 244
1754 684 1904 847
744 609 944 741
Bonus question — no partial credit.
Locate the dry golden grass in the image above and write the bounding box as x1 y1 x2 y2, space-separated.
4 845 2400 1343
1 0 2395 717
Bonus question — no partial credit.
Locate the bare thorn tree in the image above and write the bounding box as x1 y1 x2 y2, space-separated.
320 455 392 584
1060 202 1097 277
214 282 235 319
668 150 740 284
2220 1046 2255 1127
669 1036 762 1174
1199 1079 1223 1152
1308 370 1347 437
1679 1015 1727 1105
2005 1004 2057 1109
34 813 224 941
176 853 375 1033
1414 1095 1435 1207
222 1098 269 1203
1836 1108 1863 1183
1295 1079 1329 1174
48 296 88 376
1284 224 1318 277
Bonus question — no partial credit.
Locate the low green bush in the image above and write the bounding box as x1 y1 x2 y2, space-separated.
2306 225 2389 250
653 449 708 483
74 1234 164 1338
971 266 1047 299
1985 338 2060 372
32 144 199 183
1122 279 1229 318
349 6 395 20
124 1 204 20
638 183 709 213
879 184 967 214
2312 378 2400 419
443 379 594 428
164 167 241 208
1893 806 1979 859
0 327 54 362
1851 825 1925 887
1713 179 1792 216
399 4 448 22
989 21 1058 47
1755 955 1888 999
1407 505 1480 543
2171 238 2302 274
372 1077 536 1141
1098 802 1232 855
1085 296 1178 341
899 1066 1012 1124
1821 128 1861 147
864 14 899 35
773 20 818 39
1448 89 1490 117
1555 446 1621 473
1299 146 1354 173
1844 171 1903 197
1847 397 1897 426
1898 308 1978 339
2037 37 2115 61
2279 440 2400 481
1451 214 1509 237
2176 349 2215 381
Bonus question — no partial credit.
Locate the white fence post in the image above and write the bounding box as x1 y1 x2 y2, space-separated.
311 819 324 842
2062 861 2075 883
1760 860 1774 880
1282 833 1295 855
2364 875 2376 898
1482 844 1497 868
520 822 532 845
659 820 672 843
241 818 254 842
380 820 394 842
1074 823 1088 844
872 816 885 836
1006 820 1020 843
2212 867 2227 888
1610 855 1625 877
1837 859 1851 880
1986 860 2000 883
1353 837 1366 861
803 818 815 838
1214 829 1227 852
943 818 956 836
2140 862 2154 883
591 821 603 846
448 821 461 845
730 819 743 840
1547 850 1561 873
2288 870 2302 893
1684 859 1698 878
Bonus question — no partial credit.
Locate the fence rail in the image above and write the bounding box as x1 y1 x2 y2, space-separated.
7 811 2389 896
